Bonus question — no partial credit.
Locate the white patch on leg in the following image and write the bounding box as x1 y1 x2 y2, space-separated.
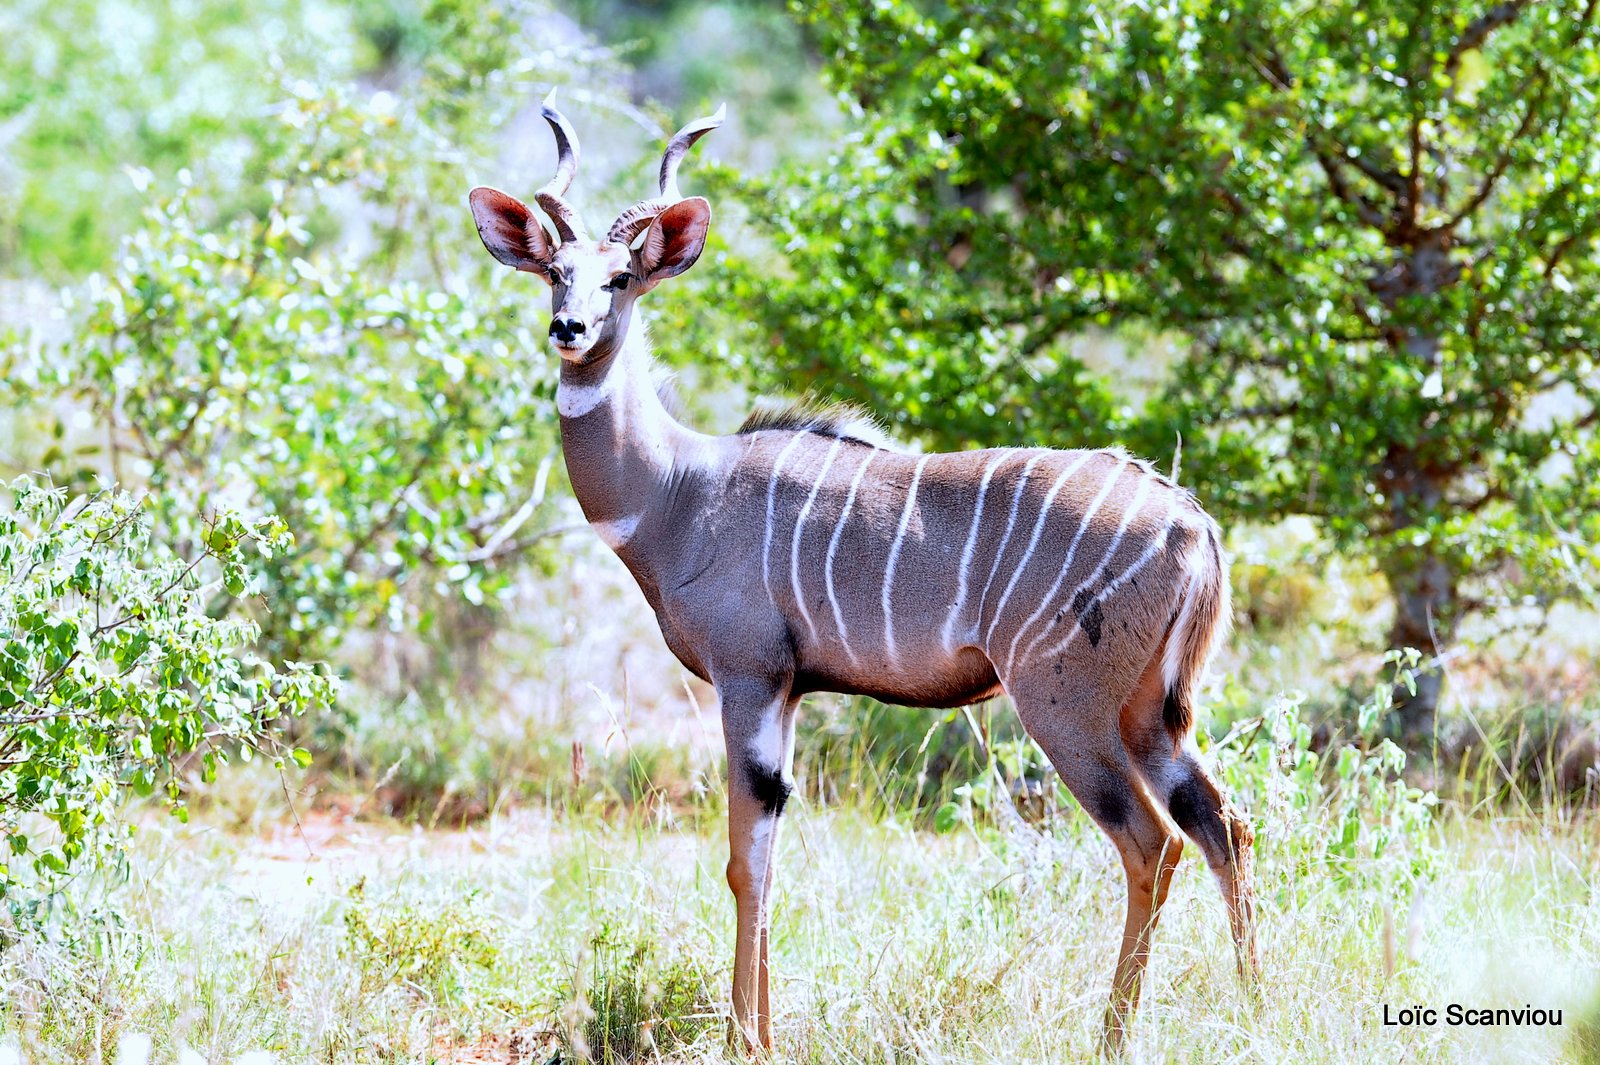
747 707 785 773
747 815 776 890
1164 740 1205 794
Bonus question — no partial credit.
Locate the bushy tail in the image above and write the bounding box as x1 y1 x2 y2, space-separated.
1160 524 1231 743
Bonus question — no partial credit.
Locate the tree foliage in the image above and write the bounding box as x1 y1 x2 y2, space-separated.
0 478 332 922
731 0 1600 730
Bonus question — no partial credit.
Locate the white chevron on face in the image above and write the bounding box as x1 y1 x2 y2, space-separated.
824 447 879 667
983 450 1098 646
762 433 811 606
1017 470 1158 668
1031 493 1183 665
1005 457 1139 675
881 454 932 667
975 452 1046 622
791 437 845 642
942 449 1014 652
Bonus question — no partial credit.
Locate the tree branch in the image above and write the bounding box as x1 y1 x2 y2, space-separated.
1444 1 1532 82
1446 70 1548 228
1308 143 1390 229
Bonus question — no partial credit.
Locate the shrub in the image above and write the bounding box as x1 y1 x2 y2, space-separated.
0 477 332 926
342 879 499 1000
561 922 718 1064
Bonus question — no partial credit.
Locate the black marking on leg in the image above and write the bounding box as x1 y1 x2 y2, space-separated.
1086 783 1131 829
1168 773 1228 857
745 757 791 816
1166 776 1208 835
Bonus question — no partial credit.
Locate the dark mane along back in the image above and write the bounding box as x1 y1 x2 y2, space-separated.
736 397 895 449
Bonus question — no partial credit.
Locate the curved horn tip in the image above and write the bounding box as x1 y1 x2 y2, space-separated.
540 87 573 128
681 104 726 135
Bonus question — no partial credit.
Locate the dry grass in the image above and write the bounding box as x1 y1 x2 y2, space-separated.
2 763 1597 1063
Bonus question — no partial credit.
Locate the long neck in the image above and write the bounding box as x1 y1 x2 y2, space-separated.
556 319 709 558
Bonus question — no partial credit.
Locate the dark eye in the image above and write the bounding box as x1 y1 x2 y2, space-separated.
605 273 633 291
548 270 567 286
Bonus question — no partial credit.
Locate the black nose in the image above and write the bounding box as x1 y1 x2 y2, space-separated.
550 317 586 343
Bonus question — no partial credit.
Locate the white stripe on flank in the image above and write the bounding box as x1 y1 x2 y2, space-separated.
1006 457 1140 673
881 454 932 666
941 450 1013 652
1033 493 1183 663
983 451 1097 645
791 437 845 641
761 434 811 605
824 447 879 666
1017 470 1158 665
974 452 1045 631
590 513 641 550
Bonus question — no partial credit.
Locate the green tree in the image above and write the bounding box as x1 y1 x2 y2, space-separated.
0 478 332 923
729 0 1600 734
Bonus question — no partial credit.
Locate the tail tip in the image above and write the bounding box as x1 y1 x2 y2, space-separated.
1162 688 1193 741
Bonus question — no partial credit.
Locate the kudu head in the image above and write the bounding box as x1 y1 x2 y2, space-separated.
468 92 723 363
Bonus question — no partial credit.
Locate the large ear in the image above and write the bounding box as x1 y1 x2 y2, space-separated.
469 187 555 276
638 197 711 282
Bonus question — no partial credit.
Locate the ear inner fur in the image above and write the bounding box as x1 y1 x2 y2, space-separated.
640 197 711 281
467 187 552 275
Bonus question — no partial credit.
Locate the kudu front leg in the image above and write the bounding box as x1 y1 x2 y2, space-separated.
719 678 797 1053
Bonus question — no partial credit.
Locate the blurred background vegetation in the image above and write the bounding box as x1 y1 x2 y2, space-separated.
0 1 1597 1058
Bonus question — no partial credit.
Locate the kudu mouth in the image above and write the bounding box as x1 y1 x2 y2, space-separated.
551 335 597 361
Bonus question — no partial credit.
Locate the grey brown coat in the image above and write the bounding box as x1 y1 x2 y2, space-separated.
469 97 1260 1055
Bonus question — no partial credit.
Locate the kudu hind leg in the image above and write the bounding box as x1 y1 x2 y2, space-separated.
1163 754 1260 988
1015 697 1184 1055
1122 655 1261 991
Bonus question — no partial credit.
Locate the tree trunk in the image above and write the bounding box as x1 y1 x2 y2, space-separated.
1382 550 1458 740
1369 229 1463 743
1377 436 1458 740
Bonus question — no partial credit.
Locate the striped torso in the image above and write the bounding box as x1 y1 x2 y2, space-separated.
650 431 1214 707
